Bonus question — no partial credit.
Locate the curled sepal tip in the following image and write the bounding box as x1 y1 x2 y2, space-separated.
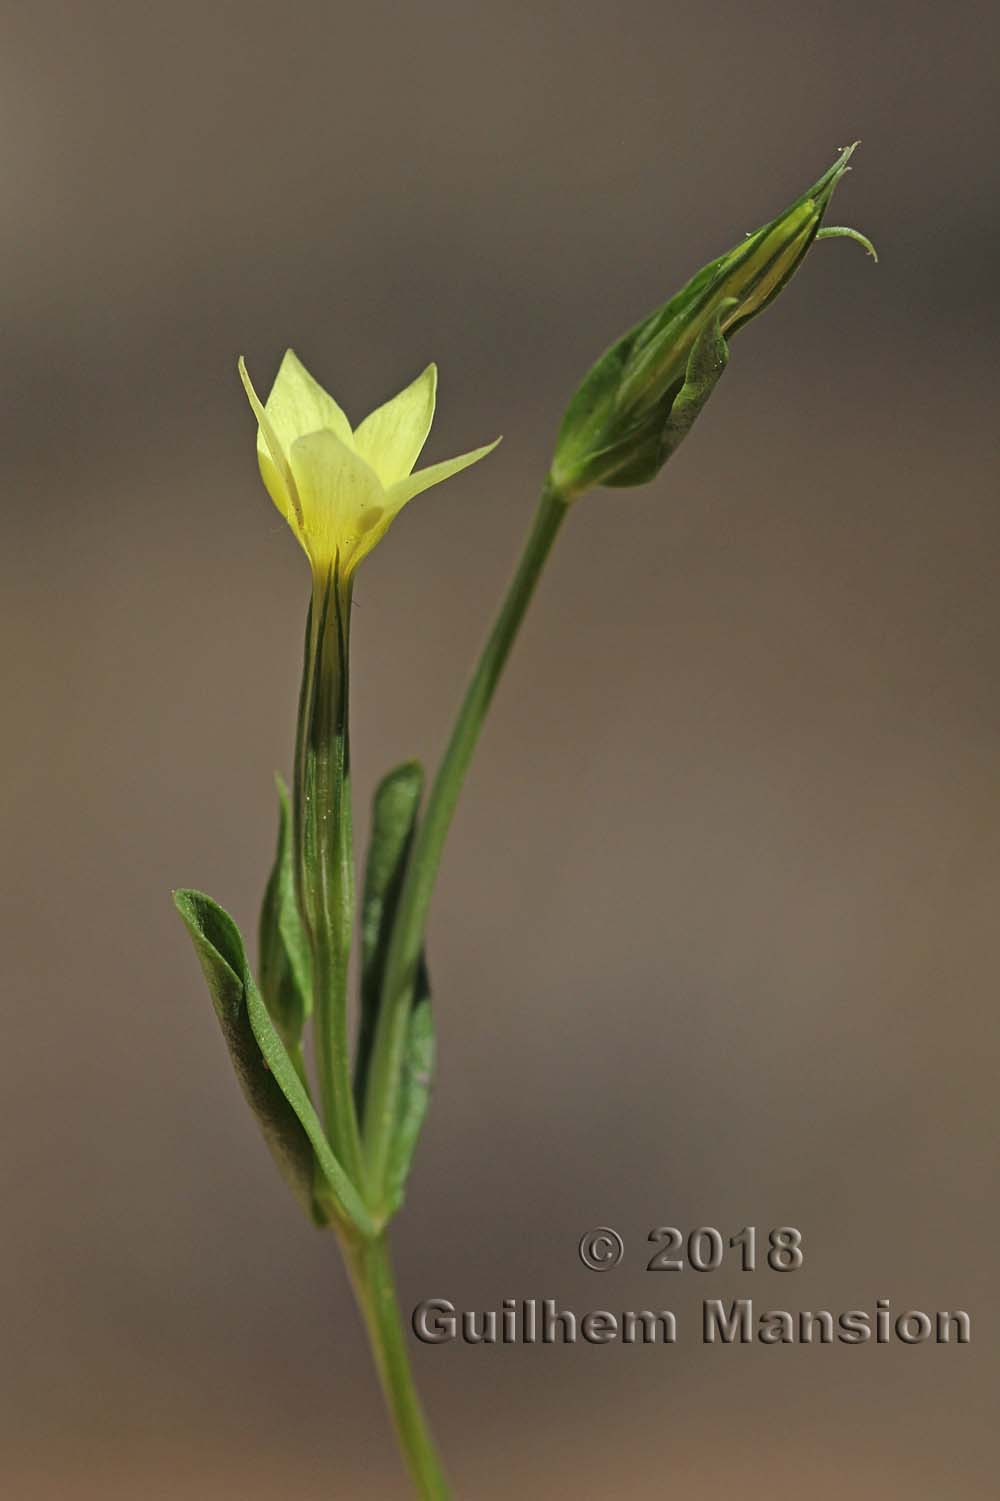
816 225 879 261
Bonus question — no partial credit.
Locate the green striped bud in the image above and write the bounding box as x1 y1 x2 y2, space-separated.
549 144 875 500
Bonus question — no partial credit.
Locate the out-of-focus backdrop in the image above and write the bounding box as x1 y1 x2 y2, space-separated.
3 2 997 1496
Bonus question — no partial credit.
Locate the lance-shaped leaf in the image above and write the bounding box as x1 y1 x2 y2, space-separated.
384 960 435 1216
355 761 423 1114
258 774 312 1066
354 762 435 1212
174 889 373 1236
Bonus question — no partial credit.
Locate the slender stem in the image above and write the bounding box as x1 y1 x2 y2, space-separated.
294 566 366 1188
344 1230 450 1499
363 481 569 1201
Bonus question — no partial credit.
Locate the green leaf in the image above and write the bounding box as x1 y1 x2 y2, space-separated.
355 761 424 1117
385 964 435 1215
354 762 435 1212
174 889 373 1236
258 774 312 1063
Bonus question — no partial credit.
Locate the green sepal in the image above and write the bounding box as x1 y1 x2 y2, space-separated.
549 323 637 495
354 762 435 1213
816 224 879 261
173 889 373 1236
548 253 745 493
659 294 734 446
258 773 312 1064
625 295 735 484
565 297 735 490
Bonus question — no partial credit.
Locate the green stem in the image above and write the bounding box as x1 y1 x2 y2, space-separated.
344 1230 450 1499
294 566 366 1189
363 481 569 1201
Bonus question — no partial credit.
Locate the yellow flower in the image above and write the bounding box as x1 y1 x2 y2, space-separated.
239 351 499 580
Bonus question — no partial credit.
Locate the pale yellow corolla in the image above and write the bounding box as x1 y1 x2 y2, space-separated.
239 350 499 580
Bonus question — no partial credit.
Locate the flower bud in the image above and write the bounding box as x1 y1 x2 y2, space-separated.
549 144 875 500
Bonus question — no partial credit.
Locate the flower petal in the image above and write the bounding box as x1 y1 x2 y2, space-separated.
265 349 354 451
353 363 437 486
383 437 501 514
289 428 386 575
239 356 304 534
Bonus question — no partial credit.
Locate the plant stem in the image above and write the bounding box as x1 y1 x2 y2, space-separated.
344 1230 450 1499
294 566 366 1188
362 481 569 1202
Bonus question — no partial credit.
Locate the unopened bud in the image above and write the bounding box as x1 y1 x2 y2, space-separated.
550 144 875 500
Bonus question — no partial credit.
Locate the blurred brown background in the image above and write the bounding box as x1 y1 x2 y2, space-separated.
2 1 997 1496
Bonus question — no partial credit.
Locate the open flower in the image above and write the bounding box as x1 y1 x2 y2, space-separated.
239 351 499 580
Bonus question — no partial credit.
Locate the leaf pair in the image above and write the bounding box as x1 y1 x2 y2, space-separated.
174 763 434 1233
173 887 372 1234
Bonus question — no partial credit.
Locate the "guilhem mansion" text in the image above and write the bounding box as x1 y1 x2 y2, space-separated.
412 1297 971 1347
